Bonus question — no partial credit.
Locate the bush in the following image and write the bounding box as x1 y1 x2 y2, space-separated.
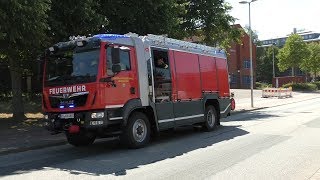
282 82 318 91
312 81 320 89
256 82 272 89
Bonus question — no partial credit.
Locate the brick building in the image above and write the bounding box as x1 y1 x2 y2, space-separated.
227 24 257 89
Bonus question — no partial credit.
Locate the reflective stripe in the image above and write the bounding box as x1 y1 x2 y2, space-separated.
158 114 204 123
220 104 231 114
175 114 204 121
158 118 175 123
105 104 124 109
109 117 123 121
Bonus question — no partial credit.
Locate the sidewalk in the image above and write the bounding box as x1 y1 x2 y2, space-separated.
0 90 319 155
0 119 66 155
231 89 320 113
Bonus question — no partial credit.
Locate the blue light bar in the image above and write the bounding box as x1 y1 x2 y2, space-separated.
93 34 129 40
59 105 64 109
69 104 75 108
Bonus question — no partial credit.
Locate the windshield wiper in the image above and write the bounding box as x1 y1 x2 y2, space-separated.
48 75 72 82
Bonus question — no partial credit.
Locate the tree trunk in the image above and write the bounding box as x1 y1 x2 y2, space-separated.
8 58 25 121
291 67 295 76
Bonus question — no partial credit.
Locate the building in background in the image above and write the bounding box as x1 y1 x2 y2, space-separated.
227 24 257 89
260 29 320 47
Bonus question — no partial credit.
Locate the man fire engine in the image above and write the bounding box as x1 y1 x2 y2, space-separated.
43 33 235 148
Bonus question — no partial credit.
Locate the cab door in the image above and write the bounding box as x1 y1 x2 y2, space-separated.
150 48 175 130
103 45 139 106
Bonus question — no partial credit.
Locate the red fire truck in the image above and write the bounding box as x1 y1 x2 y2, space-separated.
43 33 235 148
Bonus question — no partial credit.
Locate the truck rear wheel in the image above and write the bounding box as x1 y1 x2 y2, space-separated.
120 112 151 148
203 105 218 131
66 131 96 147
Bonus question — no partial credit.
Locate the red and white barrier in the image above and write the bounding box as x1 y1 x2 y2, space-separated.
262 87 292 98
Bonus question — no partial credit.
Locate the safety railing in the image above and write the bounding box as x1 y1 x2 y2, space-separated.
262 87 292 99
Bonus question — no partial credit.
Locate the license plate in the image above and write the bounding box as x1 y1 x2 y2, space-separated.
60 113 74 119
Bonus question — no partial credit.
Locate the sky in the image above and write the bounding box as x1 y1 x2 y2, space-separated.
225 0 320 40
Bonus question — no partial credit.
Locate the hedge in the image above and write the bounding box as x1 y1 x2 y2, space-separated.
282 82 318 91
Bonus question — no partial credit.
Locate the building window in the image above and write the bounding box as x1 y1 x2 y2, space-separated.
242 76 251 85
243 60 251 69
230 74 237 84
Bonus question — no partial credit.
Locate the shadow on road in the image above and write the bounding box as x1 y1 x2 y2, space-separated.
0 124 248 177
224 110 281 122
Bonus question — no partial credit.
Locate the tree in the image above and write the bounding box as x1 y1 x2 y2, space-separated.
48 0 105 42
256 46 279 83
277 34 310 76
300 42 320 78
99 0 185 38
244 25 259 45
182 0 242 49
0 0 50 120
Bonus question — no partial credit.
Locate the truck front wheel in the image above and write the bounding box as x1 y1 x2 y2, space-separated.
120 112 151 148
66 131 96 147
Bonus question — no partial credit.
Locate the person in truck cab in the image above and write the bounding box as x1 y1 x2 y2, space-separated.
156 57 168 69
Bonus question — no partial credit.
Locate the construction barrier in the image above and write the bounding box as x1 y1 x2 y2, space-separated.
262 87 292 98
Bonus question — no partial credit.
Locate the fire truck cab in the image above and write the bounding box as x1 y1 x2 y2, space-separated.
43 33 234 148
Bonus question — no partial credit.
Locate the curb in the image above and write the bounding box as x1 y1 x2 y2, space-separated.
230 107 266 115
0 140 67 156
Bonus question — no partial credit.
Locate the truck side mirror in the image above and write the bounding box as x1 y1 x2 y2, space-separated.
111 47 120 64
112 64 121 73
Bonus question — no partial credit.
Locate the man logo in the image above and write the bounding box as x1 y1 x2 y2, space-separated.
63 94 70 99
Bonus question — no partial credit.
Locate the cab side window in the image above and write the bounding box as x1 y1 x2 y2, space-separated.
106 47 131 76
152 49 172 103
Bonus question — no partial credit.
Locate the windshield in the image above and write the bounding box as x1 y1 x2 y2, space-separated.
45 49 100 87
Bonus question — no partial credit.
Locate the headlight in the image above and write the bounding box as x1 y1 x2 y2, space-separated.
91 112 104 119
44 115 49 120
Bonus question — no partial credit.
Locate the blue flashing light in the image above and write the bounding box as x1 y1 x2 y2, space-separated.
69 104 75 108
93 34 129 40
59 105 64 109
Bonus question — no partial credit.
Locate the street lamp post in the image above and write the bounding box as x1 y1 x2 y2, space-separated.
272 44 275 78
239 0 257 108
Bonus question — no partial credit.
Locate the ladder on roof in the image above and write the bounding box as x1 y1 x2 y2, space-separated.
124 33 226 57
145 34 222 54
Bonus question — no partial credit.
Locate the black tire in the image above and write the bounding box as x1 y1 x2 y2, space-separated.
66 131 96 147
203 105 218 131
120 112 151 149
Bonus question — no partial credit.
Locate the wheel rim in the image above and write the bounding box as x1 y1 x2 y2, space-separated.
207 109 215 127
132 119 147 143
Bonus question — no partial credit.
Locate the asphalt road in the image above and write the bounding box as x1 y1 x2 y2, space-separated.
1 97 320 180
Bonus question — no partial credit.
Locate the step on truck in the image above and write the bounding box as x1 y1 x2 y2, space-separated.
43 33 235 148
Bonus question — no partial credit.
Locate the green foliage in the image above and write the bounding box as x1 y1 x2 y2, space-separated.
256 46 280 83
300 42 320 76
243 25 259 45
49 0 105 42
0 0 51 120
255 82 272 90
312 81 320 89
182 0 242 49
282 82 318 91
277 34 310 74
99 0 185 38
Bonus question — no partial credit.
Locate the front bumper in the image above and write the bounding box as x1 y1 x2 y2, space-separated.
44 108 123 133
